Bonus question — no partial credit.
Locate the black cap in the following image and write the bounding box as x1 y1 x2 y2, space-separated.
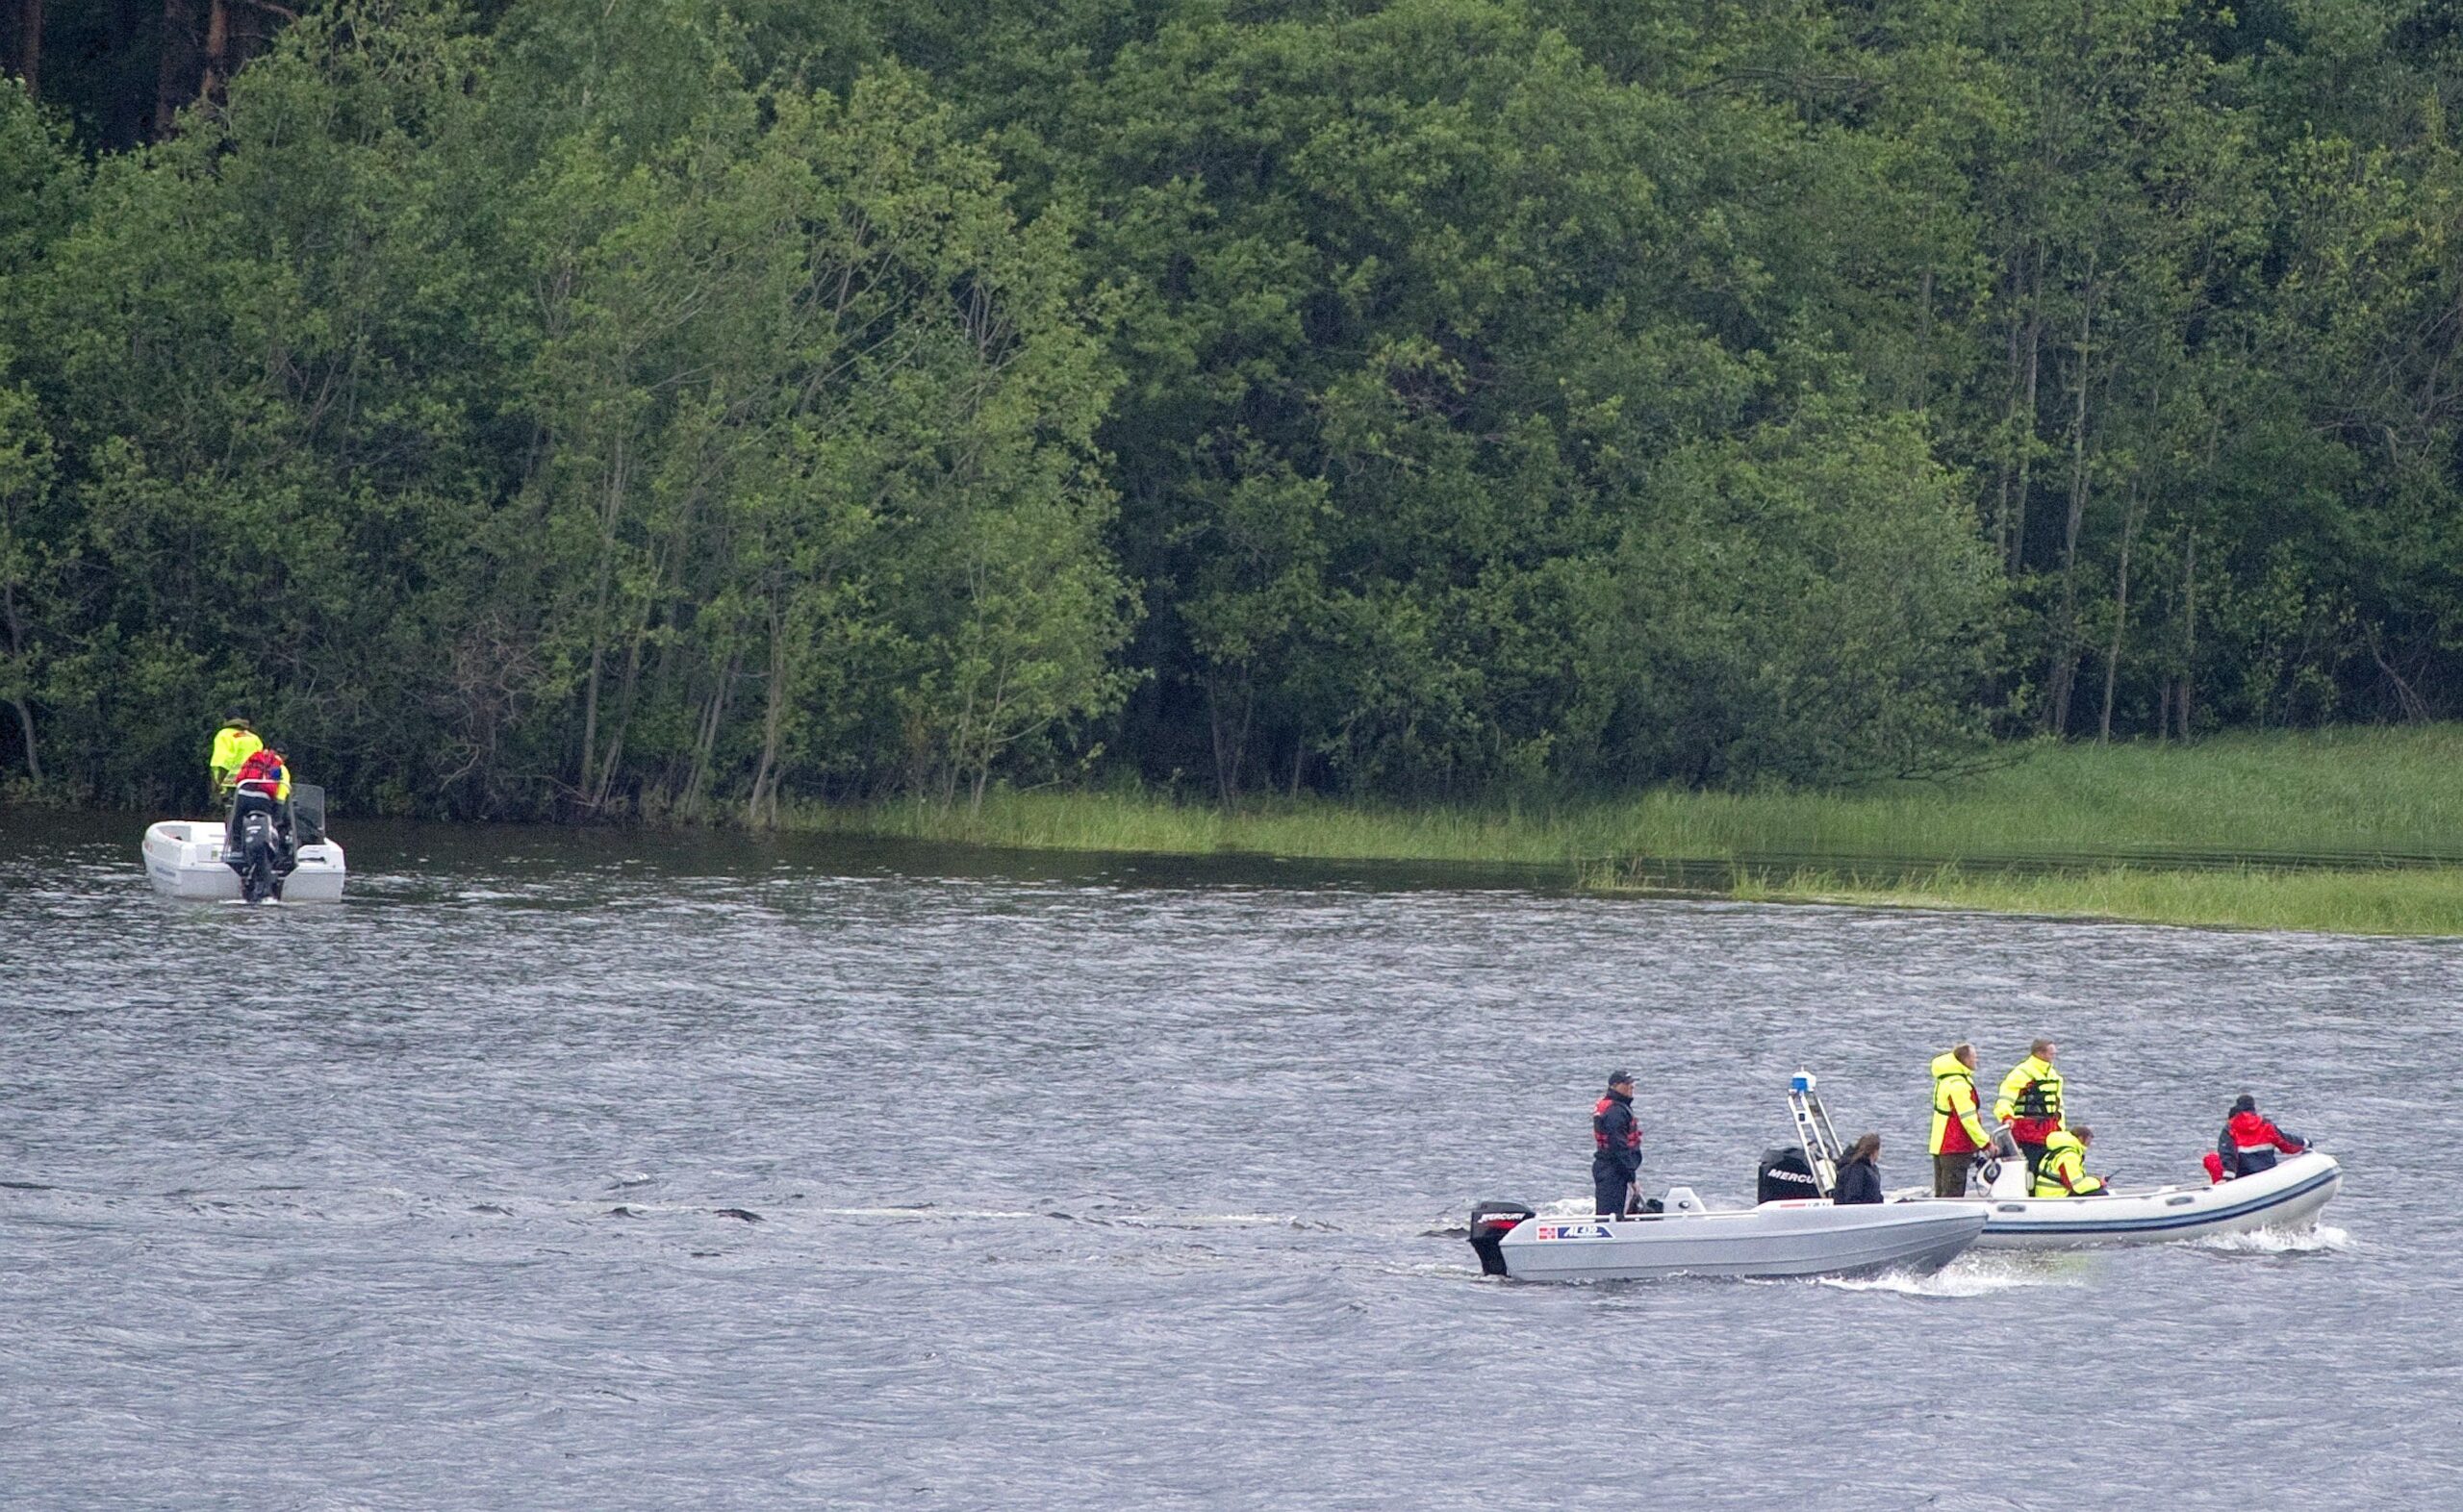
1608 1069 1635 1087
2230 1093 2256 1114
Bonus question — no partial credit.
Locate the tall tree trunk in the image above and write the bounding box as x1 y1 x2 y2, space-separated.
575 437 631 800
10 0 40 98
2099 480 2144 742
747 605 788 828
684 648 738 819
1208 668 1253 807
0 580 38 782
589 618 647 811
2008 255 2044 575
2045 261 2098 735
155 0 196 135
200 0 228 104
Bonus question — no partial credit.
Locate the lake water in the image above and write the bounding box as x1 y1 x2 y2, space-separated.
3 813 2457 1507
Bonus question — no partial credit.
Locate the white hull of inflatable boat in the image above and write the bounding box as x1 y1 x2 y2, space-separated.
1965 1150 2341 1249
141 819 347 902
1493 1199 1987 1282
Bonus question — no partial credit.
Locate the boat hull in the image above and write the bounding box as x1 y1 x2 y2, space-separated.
1968 1151 2341 1248
1495 1200 1987 1282
141 820 347 903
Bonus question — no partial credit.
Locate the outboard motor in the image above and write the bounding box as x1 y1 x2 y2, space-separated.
1467 1200 1536 1276
1757 1146 1820 1203
223 783 290 903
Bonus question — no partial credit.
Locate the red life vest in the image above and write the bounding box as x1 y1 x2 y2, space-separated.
237 749 286 785
1592 1095 1639 1154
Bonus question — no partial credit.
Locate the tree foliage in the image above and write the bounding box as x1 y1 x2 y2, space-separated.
2 0 2459 815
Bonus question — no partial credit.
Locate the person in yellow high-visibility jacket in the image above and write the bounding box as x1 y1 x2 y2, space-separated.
208 712 263 797
1994 1039 2066 1185
2030 1126 2108 1197
1928 1045 1995 1197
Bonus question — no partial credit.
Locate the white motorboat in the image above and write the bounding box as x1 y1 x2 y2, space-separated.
1468 1187 1987 1281
1966 1149 2342 1249
142 783 346 903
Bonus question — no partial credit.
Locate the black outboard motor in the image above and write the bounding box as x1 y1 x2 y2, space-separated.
223 784 292 903
1757 1146 1820 1203
1467 1200 1536 1276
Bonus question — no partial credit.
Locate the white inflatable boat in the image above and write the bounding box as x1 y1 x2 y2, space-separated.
1468 1188 1987 1281
1779 1068 2341 1249
142 818 346 902
1968 1149 2341 1249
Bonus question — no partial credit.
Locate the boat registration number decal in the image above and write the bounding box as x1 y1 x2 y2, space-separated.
1534 1223 1610 1241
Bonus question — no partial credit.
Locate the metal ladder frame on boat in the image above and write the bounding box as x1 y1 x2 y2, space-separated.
1788 1070 1846 1198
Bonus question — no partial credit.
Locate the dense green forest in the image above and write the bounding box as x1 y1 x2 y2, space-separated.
1 0 2458 819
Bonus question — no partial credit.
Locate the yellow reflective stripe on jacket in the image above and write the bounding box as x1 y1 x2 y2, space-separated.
1993 1056 2062 1122
2030 1134 2099 1197
1928 1056 1991 1154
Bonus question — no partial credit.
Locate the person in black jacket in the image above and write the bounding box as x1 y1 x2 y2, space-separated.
1833 1132 1885 1205
1592 1070 1642 1216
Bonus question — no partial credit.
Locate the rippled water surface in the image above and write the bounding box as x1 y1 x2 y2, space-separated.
4 813 2458 1508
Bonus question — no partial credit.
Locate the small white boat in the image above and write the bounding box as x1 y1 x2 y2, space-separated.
1469 1188 1987 1281
1968 1150 2342 1249
142 818 346 902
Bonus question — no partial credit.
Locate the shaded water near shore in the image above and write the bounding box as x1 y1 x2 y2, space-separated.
3 813 2458 1506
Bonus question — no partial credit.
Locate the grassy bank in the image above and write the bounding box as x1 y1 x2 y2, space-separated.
1716 863 2463 937
790 724 2463 934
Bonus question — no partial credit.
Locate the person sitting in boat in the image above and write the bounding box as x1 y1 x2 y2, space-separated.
1994 1038 2066 1183
1833 1133 1885 1204
2029 1125 2108 1197
208 711 264 798
1592 1070 1642 1217
226 746 295 848
2219 1094 2309 1176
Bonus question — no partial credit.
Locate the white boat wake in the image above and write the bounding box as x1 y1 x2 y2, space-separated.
1817 1252 2089 1298
2192 1221 2352 1255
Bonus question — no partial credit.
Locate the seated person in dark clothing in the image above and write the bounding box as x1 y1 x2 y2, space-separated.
1833 1132 1885 1204
2220 1093 2309 1175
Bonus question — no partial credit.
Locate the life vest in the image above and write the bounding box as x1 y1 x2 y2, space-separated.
1994 1055 2065 1143
2030 1131 2103 1197
1593 1094 1638 1155
238 749 286 784
1929 1053 1990 1155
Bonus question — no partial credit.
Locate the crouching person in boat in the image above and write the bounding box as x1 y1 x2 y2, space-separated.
2030 1126 2108 1197
225 747 295 848
2218 1094 2309 1176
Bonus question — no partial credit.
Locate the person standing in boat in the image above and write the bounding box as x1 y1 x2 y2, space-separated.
1928 1044 1995 1197
208 711 263 800
2029 1125 2108 1197
1993 1038 2066 1183
1833 1133 1885 1204
1592 1070 1642 1217
2220 1094 2310 1176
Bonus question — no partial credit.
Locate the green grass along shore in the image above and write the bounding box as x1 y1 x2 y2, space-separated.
792 725 2463 936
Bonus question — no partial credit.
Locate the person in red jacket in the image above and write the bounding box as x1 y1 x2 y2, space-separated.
2218 1094 2309 1176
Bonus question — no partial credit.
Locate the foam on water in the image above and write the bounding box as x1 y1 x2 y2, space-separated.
1818 1251 2090 1298
2192 1221 2354 1255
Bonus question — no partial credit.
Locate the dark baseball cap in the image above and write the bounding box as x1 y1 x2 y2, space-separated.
1607 1069 1635 1087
